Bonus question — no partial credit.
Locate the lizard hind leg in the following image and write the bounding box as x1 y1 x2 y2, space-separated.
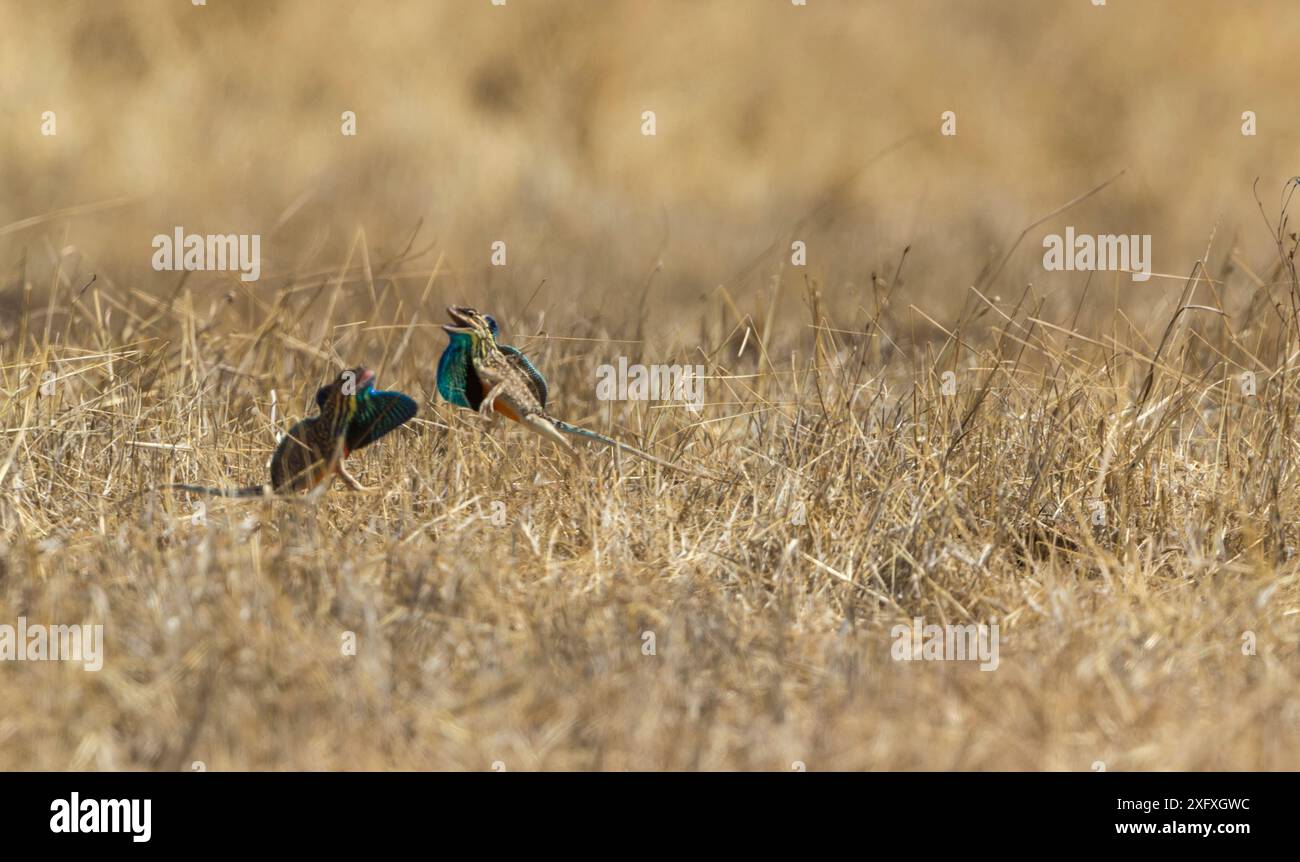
523 413 574 450
305 473 336 504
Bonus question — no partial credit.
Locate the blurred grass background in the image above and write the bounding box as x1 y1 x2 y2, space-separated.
3 0 1298 332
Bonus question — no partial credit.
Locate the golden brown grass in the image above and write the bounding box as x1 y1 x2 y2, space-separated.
3 0 1300 771
3 195 1300 770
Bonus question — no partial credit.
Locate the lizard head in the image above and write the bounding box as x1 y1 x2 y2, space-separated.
316 366 374 435
315 366 375 412
443 306 500 343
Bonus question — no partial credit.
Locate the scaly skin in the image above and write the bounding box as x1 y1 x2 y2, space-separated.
438 306 716 480
136 367 416 500
437 311 547 411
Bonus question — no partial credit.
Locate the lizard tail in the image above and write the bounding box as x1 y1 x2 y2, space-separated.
550 418 716 480
151 483 272 498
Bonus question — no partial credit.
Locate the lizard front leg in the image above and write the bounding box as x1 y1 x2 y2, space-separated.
478 380 508 421
336 462 373 492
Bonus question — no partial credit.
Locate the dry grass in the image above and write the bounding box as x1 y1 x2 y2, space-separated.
4 202 1300 770
2 0 1300 771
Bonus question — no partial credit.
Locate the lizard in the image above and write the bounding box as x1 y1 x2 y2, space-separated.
437 308 547 412
437 305 715 480
133 366 417 500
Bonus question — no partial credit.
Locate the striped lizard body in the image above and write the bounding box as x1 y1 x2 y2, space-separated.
437 306 714 480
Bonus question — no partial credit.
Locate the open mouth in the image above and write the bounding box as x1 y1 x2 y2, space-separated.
442 305 476 334
354 367 376 390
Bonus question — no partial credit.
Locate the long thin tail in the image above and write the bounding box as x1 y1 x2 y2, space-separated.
550 418 718 481
162 483 271 498
124 483 272 503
